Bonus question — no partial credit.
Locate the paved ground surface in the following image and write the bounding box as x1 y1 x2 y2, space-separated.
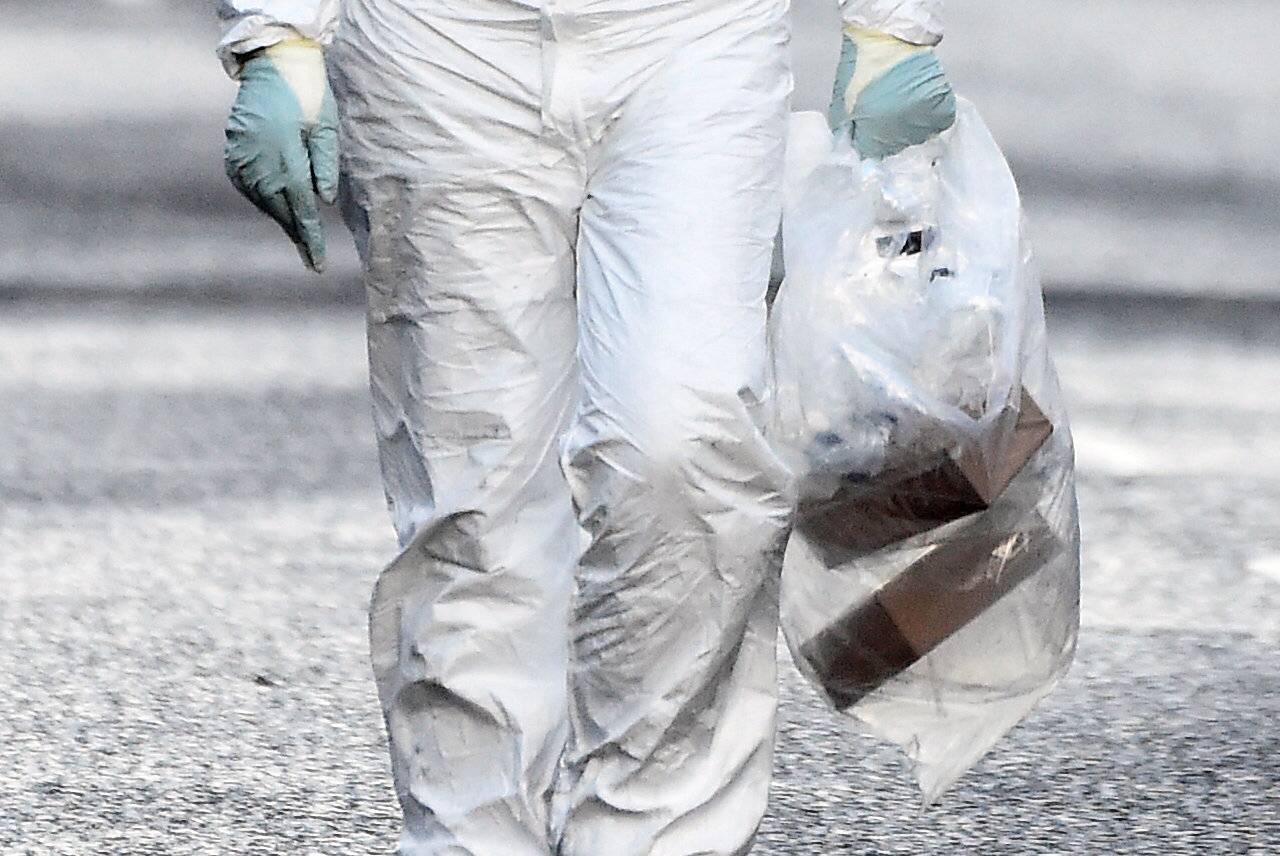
2 296 1278 854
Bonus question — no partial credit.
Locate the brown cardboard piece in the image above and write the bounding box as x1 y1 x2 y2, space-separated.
799 517 1061 710
796 387 1053 556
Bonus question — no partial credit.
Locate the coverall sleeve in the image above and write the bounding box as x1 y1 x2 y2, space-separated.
838 0 944 46
217 0 341 77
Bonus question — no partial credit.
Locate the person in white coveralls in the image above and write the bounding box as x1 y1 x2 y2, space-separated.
219 0 955 852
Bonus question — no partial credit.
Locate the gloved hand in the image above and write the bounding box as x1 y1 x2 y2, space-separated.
828 27 956 160
225 38 339 272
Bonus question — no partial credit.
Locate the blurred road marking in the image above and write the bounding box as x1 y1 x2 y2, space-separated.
1072 421 1280 478
1247 555 1280 586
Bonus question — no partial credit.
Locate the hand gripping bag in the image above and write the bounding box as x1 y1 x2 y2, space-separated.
769 102 1081 802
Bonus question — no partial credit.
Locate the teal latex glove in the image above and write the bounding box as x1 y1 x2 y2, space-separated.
828 27 957 160
225 39 339 272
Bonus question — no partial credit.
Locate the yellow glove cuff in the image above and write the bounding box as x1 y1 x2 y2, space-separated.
263 38 328 123
841 26 931 111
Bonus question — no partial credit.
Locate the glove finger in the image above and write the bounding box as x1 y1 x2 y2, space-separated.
281 150 326 272
262 189 322 272
258 189 306 249
227 153 295 234
307 117 340 205
226 116 296 209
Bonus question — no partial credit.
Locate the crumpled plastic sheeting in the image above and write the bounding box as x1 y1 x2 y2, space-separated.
770 103 1081 802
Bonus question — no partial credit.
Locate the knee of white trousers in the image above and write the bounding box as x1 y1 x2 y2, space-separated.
563 384 790 534
559 388 792 747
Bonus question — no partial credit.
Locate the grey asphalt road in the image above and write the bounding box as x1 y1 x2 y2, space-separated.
2 297 1278 854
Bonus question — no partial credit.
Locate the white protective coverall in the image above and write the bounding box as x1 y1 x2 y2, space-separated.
217 1 942 854
839 0 942 45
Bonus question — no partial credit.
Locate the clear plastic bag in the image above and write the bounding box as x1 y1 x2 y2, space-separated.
769 102 1081 803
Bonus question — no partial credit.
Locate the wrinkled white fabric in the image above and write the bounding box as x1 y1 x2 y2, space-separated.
839 0 944 46
329 0 793 852
216 0 943 71
217 0 340 75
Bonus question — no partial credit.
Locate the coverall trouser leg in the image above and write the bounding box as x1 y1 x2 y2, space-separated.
329 0 793 852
